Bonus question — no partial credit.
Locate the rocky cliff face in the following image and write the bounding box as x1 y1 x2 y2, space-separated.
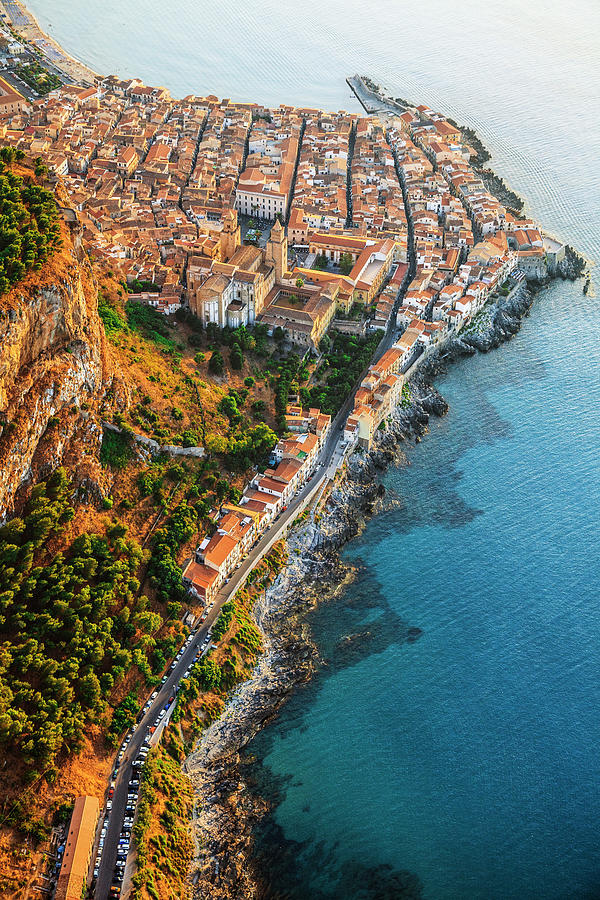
0 218 108 516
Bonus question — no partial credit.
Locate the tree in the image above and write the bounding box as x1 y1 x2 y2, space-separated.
251 399 267 419
230 346 243 370
339 251 354 276
218 395 240 424
205 433 228 455
193 657 221 691
208 350 224 375
206 322 222 344
79 672 101 709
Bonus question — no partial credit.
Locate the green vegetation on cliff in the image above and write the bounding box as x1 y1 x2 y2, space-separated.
0 147 61 295
0 469 165 775
132 744 193 900
304 330 382 414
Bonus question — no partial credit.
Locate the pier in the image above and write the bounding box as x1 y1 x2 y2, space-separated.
346 74 407 116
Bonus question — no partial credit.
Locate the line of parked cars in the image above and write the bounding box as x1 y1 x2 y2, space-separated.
96 625 215 895
109 744 146 896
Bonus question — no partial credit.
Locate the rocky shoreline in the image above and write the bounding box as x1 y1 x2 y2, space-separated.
182 283 539 900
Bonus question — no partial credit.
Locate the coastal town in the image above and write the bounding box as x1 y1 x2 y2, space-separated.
0 6 575 894
0 71 568 591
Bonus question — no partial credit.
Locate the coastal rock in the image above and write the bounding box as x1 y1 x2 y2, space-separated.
185 379 449 900
183 276 545 899
557 245 587 281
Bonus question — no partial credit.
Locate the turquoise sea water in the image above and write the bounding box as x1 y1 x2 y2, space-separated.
27 1 600 896
246 277 600 899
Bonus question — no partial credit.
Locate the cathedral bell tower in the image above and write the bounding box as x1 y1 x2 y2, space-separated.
221 209 240 261
265 218 288 283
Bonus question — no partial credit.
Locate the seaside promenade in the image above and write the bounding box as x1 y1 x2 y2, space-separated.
0 0 96 84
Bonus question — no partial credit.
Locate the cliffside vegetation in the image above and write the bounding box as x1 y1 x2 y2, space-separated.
304 330 382 414
0 147 61 295
131 745 194 900
96 278 283 464
0 468 149 772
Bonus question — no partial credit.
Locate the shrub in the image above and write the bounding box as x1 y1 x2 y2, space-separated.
230 346 243 370
97 292 125 336
100 430 134 469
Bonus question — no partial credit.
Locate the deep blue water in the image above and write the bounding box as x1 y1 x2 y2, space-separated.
25 0 600 895
246 278 600 899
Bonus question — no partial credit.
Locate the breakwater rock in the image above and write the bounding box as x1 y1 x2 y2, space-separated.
557 245 588 281
422 286 534 374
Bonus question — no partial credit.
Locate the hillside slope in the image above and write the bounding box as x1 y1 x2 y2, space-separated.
0 189 109 516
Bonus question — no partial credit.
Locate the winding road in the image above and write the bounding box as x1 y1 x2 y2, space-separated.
94 383 372 899
94 219 415 898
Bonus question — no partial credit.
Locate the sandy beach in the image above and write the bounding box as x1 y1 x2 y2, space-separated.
0 0 97 84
